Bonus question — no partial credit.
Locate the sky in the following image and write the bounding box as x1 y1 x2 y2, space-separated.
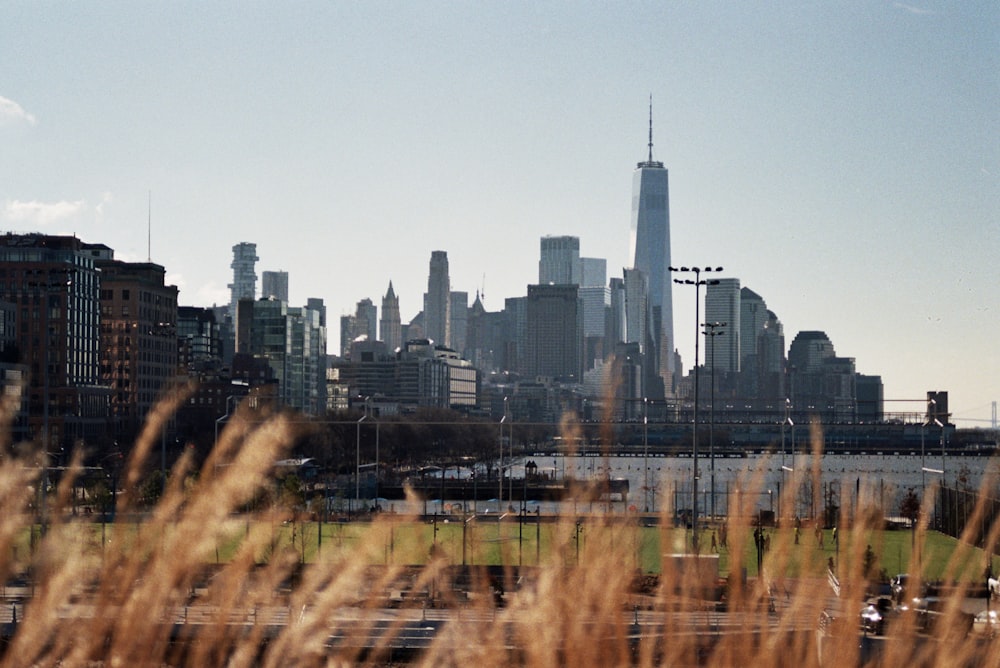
1 2 997 426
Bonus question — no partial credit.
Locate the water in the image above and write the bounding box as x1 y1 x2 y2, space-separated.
383 452 1000 520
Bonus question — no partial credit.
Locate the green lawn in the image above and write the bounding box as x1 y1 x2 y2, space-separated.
17 518 999 584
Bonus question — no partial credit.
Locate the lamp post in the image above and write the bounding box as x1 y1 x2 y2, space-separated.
214 392 245 444
702 321 726 520
780 398 794 522
922 398 936 494
670 265 724 549
356 406 368 509
643 397 649 512
499 396 508 505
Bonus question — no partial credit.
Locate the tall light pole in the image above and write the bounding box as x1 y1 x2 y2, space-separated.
922 398 936 494
643 397 649 512
356 404 368 508
499 396 508 505
780 398 794 521
670 265 723 550
702 321 726 520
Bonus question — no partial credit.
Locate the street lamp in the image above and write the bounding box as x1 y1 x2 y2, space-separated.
499 396 508 505
670 265 724 549
780 398 794 522
702 321 726 520
214 391 246 444
921 398 936 494
356 407 368 508
643 397 649 512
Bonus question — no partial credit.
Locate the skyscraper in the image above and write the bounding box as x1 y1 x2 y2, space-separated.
629 100 674 388
261 270 289 302
228 242 259 321
539 236 581 285
704 278 741 373
450 291 468 354
380 281 402 352
525 284 581 381
424 250 451 347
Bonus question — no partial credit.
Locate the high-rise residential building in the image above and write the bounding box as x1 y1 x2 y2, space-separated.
261 270 289 302
525 284 581 381
424 250 451 347
0 234 108 456
628 101 674 383
450 291 468 354
704 278 741 373
236 297 327 415
96 257 179 443
539 236 581 285
177 306 222 371
380 281 402 352
228 242 258 320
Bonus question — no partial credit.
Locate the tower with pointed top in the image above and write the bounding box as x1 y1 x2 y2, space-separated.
424 251 451 348
629 97 674 396
380 281 402 351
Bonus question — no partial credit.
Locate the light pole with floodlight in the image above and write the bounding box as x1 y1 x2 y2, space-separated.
643 397 649 512
356 403 368 509
669 265 724 549
702 321 726 520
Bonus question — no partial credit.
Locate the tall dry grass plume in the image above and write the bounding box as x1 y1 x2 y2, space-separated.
0 389 996 667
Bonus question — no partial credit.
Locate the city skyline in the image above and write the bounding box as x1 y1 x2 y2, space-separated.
1 3 996 424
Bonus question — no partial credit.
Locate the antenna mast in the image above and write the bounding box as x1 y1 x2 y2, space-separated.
648 94 654 163
147 190 152 262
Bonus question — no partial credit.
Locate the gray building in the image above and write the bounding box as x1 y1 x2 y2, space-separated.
261 270 289 302
629 103 674 382
704 278 741 373
380 281 402 352
525 284 581 382
539 236 581 285
424 251 451 348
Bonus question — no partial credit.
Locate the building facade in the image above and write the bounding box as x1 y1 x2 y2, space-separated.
424 251 451 348
96 257 179 443
629 105 674 386
525 284 581 382
704 278 741 373
539 236 581 285
379 281 402 352
0 233 109 457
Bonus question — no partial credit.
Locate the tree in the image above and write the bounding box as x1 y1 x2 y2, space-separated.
900 488 920 526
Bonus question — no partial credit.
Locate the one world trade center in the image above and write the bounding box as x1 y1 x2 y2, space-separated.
629 99 674 396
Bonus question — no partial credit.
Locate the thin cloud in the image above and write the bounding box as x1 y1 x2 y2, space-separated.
3 199 87 225
893 2 934 15
0 96 37 126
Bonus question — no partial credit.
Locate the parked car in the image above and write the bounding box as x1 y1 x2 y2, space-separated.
860 597 895 636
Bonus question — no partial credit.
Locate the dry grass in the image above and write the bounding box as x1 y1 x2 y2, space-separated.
1 397 999 667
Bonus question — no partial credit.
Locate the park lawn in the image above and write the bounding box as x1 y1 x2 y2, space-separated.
14 519 1000 586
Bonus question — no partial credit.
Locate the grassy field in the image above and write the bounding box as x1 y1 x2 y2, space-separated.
24 515 997 584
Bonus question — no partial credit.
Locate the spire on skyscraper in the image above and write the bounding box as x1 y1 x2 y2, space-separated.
648 94 654 163
638 94 664 169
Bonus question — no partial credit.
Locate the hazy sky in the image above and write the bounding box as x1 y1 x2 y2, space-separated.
2 2 997 426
